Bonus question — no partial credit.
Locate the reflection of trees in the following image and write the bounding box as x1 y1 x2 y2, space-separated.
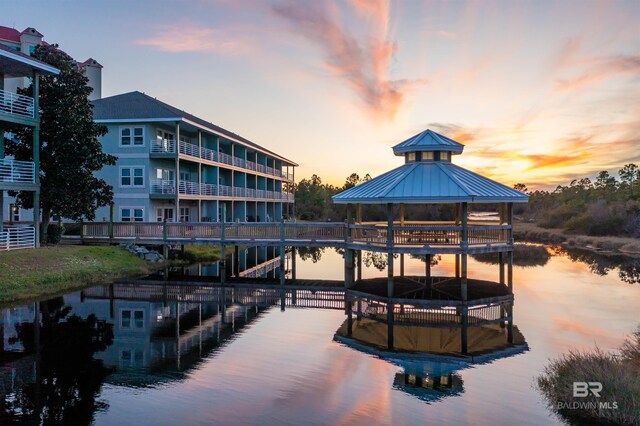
362 251 400 271
409 254 442 267
553 247 640 284
297 247 325 263
1 298 114 424
471 244 550 267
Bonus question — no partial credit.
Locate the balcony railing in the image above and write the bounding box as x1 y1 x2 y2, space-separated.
149 179 293 200
0 225 35 251
150 140 176 154
150 139 293 180
0 159 36 184
0 89 35 119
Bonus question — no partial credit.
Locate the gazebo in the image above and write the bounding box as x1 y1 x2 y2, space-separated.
332 129 528 352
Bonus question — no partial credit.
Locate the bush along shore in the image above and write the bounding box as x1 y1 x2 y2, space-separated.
0 245 167 305
537 327 640 425
514 221 640 255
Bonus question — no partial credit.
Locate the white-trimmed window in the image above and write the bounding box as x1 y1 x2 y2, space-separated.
120 166 144 187
121 207 144 222
9 204 19 222
120 126 145 146
121 309 145 329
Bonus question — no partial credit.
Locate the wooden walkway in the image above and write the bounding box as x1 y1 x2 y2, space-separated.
78 221 514 254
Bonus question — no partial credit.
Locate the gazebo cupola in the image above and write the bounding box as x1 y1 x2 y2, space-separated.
392 129 464 164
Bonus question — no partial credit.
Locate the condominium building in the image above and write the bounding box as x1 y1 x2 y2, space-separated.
0 44 59 249
92 91 296 223
0 25 102 224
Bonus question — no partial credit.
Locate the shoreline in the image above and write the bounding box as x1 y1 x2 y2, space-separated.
0 245 172 307
514 221 640 256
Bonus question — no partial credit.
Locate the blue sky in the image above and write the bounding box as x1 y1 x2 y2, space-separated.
5 0 640 187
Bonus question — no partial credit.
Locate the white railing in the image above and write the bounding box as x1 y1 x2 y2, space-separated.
218 184 233 197
0 159 35 183
0 89 35 119
179 180 200 195
218 151 233 165
201 182 217 196
0 226 35 251
166 139 292 180
200 146 216 162
179 140 199 157
150 179 175 194
150 140 176 154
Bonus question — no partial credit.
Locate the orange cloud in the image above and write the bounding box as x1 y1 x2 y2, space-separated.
272 0 426 121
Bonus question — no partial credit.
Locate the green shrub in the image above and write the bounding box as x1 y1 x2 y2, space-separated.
46 223 65 245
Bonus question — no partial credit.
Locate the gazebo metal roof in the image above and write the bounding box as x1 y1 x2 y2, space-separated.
333 129 528 204
392 129 464 155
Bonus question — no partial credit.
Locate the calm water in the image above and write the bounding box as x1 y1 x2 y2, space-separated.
1 245 638 425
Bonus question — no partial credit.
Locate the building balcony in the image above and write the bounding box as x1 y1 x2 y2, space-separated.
0 89 35 121
149 140 294 181
150 179 294 201
0 158 36 185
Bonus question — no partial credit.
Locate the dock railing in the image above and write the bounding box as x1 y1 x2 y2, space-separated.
80 221 512 251
0 225 36 251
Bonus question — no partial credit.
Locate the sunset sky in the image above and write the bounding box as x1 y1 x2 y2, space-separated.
6 0 640 189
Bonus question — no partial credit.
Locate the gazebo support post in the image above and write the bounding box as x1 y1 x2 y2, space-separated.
291 247 297 280
507 202 514 344
356 204 362 223
357 250 362 283
386 203 394 350
461 202 469 354
425 254 431 291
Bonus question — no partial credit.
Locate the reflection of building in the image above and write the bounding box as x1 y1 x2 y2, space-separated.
334 307 528 403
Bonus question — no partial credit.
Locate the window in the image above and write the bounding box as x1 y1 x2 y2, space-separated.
406 152 416 162
180 207 190 222
121 309 145 329
121 207 144 222
440 151 451 161
120 167 144 187
423 152 435 160
120 126 144 146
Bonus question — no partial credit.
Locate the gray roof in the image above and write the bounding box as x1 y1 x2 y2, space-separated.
92 91 297 165
0 43 59 77
332 161 528 204
392 129 464 156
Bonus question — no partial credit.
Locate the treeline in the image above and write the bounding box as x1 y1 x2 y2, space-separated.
515 164 640 237
294 173 454 222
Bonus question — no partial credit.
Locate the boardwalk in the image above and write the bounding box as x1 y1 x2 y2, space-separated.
79 220 513 254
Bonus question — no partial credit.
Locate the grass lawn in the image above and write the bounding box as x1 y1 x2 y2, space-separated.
0 245 162 305
182 245 236 263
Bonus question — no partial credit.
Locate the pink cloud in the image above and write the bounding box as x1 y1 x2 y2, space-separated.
136 25 248 54
272 0 426 121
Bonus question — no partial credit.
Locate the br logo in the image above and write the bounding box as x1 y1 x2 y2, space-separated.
573 382 602 397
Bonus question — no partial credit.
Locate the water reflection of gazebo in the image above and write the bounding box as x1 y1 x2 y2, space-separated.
332 129 529 353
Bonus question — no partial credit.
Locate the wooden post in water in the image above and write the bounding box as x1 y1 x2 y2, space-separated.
234 245 240 277
461 202 469 354
499 252 505 285
425 254 431 292
291 247 297 280
400 254 405 277
220 205 226 285
279 215 285 285
386 203 395 350
162 219 168 259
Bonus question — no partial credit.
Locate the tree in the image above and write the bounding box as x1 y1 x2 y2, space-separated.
7 44 116 240
513 183 528 193
343 173 361 190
